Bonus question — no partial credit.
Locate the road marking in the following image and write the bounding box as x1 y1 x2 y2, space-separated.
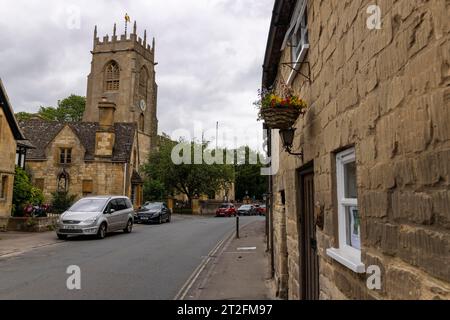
173 219 256 300
237 247 257 251
173 235 228 300
0 241 65 260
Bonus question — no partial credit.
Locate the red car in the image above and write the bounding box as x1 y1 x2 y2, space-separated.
257 204 267 216
216 203 237 217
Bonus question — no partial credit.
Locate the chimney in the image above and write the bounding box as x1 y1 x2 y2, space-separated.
95 97 116 157
98 96 116 129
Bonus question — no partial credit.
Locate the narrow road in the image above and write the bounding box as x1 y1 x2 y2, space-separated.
0 215 261 300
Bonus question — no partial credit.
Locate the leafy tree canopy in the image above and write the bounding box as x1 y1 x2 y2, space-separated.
12 166 44 216
142 139 235 203
234 146 268 201
15 94 86 122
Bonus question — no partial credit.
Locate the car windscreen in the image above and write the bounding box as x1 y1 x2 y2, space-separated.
68 199 107 212
220 204 230 208
240 205 251 210
143 203 162 210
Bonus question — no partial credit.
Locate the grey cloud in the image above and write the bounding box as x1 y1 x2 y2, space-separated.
0 0 274 149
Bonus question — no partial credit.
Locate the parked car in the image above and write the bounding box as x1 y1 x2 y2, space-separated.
135 202 171 224
237 204 257 216
56 196 134 240
256 204 266 216
216 203 237 217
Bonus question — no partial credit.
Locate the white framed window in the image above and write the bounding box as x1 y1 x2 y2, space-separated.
326 148 365 273
281 0 310 84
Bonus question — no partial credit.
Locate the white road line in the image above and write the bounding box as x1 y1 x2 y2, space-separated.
173 236 227 300
173 219 256 300
237 247 257 251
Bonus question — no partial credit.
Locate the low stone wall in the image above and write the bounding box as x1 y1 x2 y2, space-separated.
0 217 8 232
200 200 223 215
6 217 58 232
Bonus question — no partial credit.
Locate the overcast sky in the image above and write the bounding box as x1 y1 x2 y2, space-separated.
0 0 273 150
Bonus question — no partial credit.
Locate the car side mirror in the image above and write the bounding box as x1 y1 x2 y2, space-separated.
109 209 116 214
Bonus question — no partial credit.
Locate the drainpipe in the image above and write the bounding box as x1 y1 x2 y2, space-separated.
268 129 275 279
123 163 128 196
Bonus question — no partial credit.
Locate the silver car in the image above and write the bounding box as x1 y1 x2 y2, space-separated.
56 196 135 240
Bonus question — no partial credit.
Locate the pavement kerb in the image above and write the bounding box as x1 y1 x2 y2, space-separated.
173 219 255 300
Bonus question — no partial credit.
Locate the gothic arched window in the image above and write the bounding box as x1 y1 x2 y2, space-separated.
105 61 120 91
139 67 149 101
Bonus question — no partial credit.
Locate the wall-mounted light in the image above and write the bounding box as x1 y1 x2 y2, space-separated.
279 128 303 158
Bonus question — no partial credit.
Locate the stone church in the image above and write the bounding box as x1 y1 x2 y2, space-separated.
20 22 158 208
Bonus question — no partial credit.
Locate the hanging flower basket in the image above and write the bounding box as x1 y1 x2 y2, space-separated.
260 105 305 130
255 89 307 130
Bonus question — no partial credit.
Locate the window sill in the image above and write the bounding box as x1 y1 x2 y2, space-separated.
326 247 365 273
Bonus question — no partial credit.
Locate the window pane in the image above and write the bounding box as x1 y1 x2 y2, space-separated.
345 206 361 250
66 149 72 164
60 149 65 164
69 199 107 212
344 161 357 198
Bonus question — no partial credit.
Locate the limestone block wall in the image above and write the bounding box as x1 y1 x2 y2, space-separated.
26 126 127 202
0 107 17 225
271 0 450 300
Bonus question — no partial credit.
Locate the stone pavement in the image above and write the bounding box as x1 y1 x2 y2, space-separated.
0 231 61 258
184 218 272 300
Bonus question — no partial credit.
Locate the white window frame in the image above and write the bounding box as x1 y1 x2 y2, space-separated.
326 148 365 273
281 0 310 85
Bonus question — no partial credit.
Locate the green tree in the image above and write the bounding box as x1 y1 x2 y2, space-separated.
142 139 234 204
15 112 34 121
51 191 77 214
15 94 86 122
57 95 86 122
12 167 44 216
37 106 60 121
234 146 268 201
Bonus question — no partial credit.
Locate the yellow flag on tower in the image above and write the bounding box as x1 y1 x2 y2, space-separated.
125 13 131 23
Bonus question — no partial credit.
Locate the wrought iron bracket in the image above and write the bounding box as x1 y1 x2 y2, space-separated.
284 146 304 160
281 61 311 83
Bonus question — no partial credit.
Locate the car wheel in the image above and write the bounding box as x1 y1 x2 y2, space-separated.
123 219 133 233
57 234 68 240
97 223 107 239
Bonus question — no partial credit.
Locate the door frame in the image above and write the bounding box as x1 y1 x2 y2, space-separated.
297 163 319 300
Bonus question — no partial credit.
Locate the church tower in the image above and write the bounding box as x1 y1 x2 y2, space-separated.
84 22 158 149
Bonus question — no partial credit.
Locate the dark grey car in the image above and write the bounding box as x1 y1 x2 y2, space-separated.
237 204 257 216
135 202 171 224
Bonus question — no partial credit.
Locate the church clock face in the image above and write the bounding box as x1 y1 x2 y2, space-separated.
139 99 147 112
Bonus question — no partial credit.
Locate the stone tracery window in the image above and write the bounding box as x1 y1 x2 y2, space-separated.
105 61 120 91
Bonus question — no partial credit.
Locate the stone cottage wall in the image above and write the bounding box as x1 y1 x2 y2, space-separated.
26 126 127 202
0 107 17 229
271 0 450 300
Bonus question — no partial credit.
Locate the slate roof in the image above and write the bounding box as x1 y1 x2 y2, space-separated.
19 119 136 162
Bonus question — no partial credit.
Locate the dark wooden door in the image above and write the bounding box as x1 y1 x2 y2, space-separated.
299 169 319 300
